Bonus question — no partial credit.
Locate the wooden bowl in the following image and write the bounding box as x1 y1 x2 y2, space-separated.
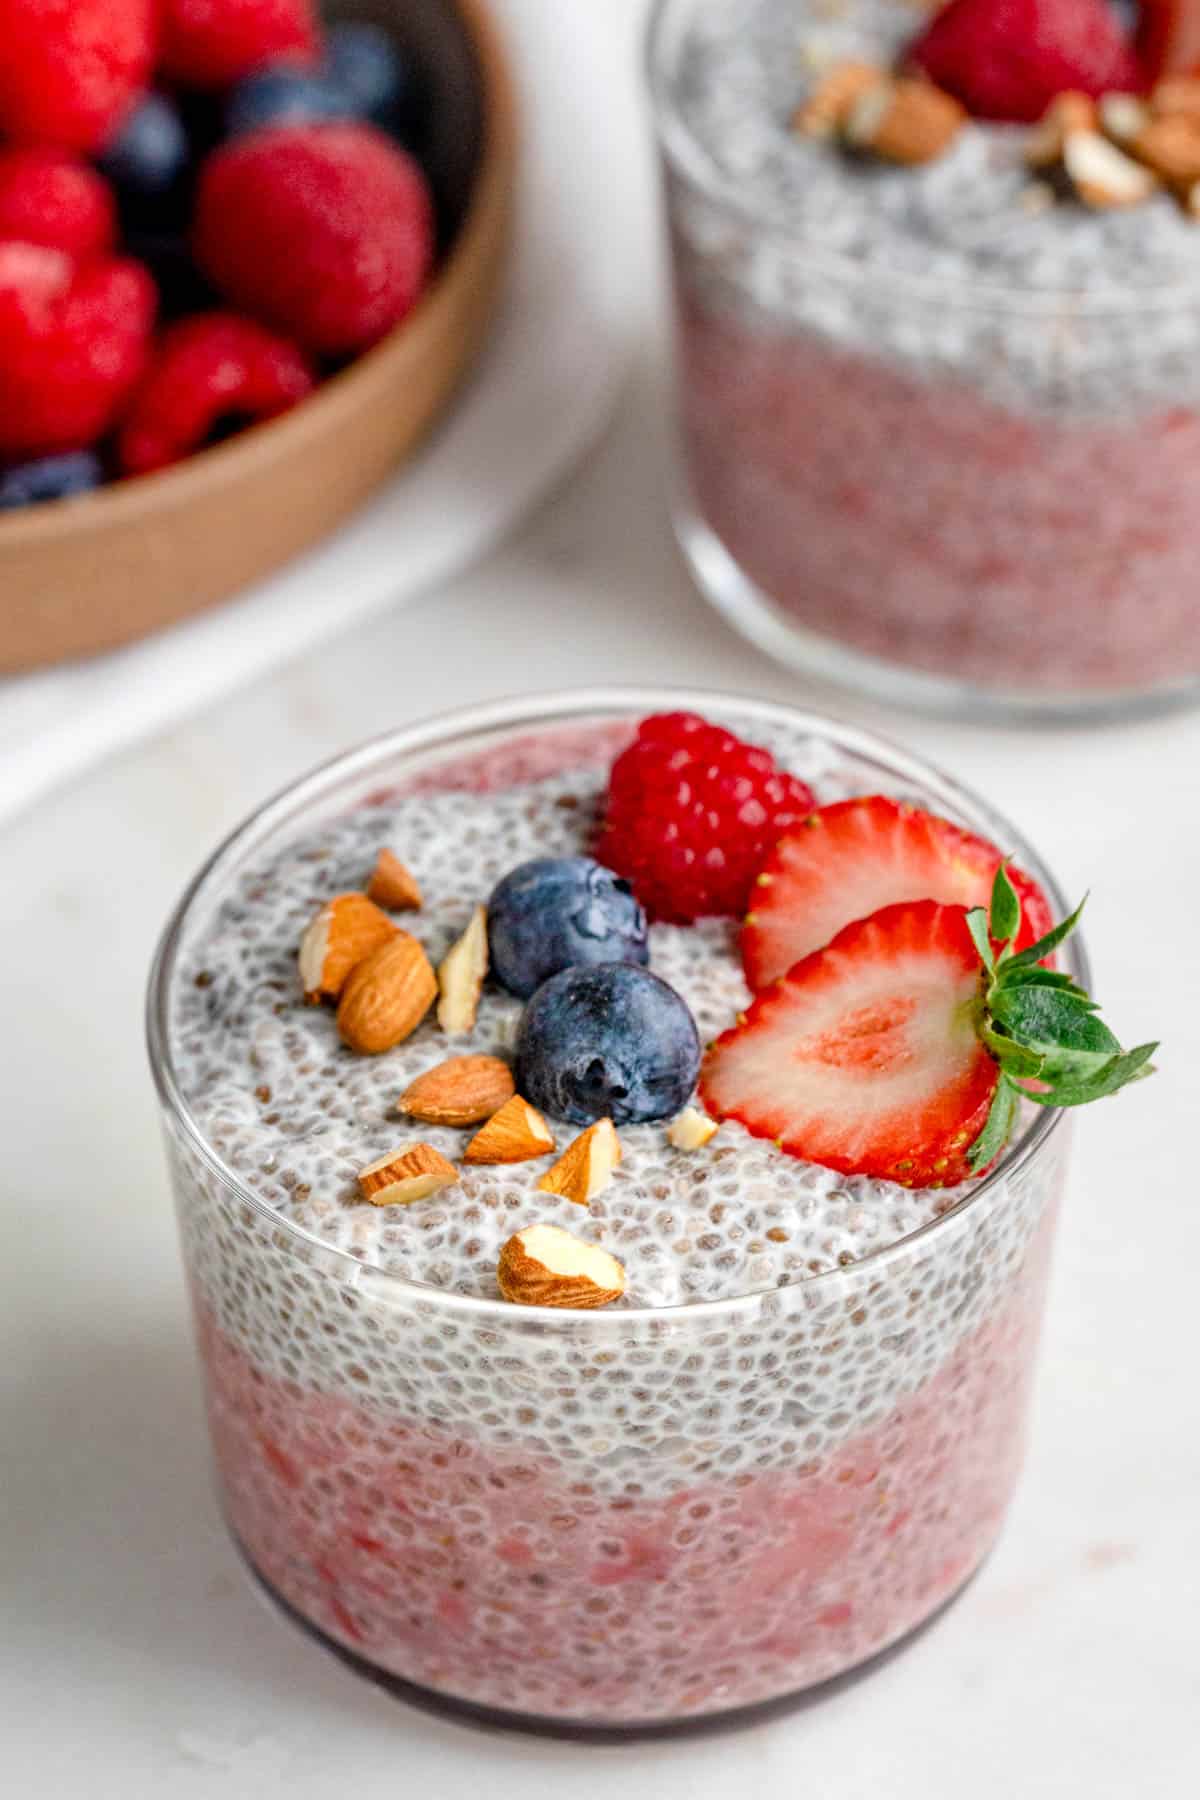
0 0 517 673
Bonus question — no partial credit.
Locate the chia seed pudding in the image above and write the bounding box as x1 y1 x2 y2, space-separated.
150 695 1078 1729
649 0 1200 715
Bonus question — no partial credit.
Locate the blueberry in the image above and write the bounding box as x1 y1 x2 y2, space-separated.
0 452 104 510
226 66 356 138
516 964 701 1127
324 21 424 141
99 94 190 222
488 857 649 1000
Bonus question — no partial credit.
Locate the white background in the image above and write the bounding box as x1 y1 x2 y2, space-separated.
1 2 1196 1793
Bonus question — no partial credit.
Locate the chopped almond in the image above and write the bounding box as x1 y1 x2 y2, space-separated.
337 931 437 1054
367 848 422 912
463 1094 555 1164
358 1143 458 1206
1027 91 1098 167
437 904 488 1035
497 1223 626 1308
792 60 885 140
537 1118 622 1206
400 1055 515 1127
1063 130 1158 208
845 77 965 166
298 893 396 1003
667 1107 720 1152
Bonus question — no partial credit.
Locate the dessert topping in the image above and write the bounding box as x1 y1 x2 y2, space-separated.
436 903 488 1035
497 1223 626 1309
537 1118 622 1206
463 1094 556 1165
666 1107 720 1152
298 891 397 1002
1063 128 1160 207
358 1142 459 1206
400 1054 515 1127
792 60 886 140
844 77 966 166
336 929 437 1054
367 847 423 911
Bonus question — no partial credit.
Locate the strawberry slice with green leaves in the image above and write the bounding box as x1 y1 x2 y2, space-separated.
741 796 1052 991
703 869 1156 1188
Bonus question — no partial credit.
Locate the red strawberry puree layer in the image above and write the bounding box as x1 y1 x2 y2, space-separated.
196 1211 1053 1725
678 295 1200 696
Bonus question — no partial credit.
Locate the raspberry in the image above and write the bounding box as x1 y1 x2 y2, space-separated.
595 712 816 923
0 0 156 153
0 243 156 457
160 0 321 90
908 0 1145 124
193 123 434 354
118 312 316 475
0 150 115 262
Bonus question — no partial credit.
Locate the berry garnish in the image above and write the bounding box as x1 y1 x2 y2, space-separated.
0 450 103 509
0 0 156 153
160 0 321 90
517 964 702 1128
226 66 355 138
907 0 1146 125
487 856 649 1000
0 150 116 262
324 21 424 141
192 123 434 354
596 712 816 924
742 795 1052 990
0 244 155 459
117 312 315 475
98 95 192 225
702 869 1156 1187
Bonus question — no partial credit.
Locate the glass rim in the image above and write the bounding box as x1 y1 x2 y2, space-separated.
146 684 1084 1324
644 0 1200 319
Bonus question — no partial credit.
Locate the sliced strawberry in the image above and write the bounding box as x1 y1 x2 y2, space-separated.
907 0 1147 124
703 901 998 1187
742 796 1052 991
1138 2 1200 79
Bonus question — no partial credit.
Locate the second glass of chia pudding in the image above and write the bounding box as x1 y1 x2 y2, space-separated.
148 689 1154 1732
648 0 1200 719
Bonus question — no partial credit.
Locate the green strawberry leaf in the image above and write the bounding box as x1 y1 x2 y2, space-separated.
1002 895 1088 972
965 905 995 975
989 986 1121 1056
978 1024 1045 1080
1015 1042 1159 1108
967 1078 1020 1173
989 863 1021 952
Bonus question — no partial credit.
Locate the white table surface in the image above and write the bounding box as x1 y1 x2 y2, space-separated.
2 5 1196 1793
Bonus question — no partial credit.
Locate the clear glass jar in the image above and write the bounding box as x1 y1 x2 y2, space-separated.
647 0 1200 723
147 689 1080 1734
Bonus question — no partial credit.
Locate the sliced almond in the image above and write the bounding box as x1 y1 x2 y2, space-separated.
1098 92 1149 147
337 930 437 1054
366 848 422 912
1063 130 1158 209
792 59 885 140
667 1107 720 1152
1152 77 1200 121
437 904 488 1035
1130 113 1200 183
298 892 397 1003
1026 91 1097 167
463 1094 555 1164
537 1118 621 1207
400 1054 515 1127
845 77 965 166
358 1142 458 1206
497 1223 626 1309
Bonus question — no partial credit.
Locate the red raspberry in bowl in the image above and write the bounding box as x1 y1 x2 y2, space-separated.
595 711 816 923
193 123 434 355
118 311 316 475
907 0 1145 125
0 149 115 262
0 242 155 457
160 0 321 89
0 0 157 153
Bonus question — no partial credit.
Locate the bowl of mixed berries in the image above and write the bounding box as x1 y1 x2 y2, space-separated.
0 0 516 670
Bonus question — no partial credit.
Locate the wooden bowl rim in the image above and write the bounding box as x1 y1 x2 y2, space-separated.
0 0 518 551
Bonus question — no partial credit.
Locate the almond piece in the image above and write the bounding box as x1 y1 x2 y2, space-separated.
792 60 885 140
1027 91 1097 167
537 1118 621 1206
437 904 488 1035
1131 113 1200 183
1098 92 1149 147
497 1223 626 1309
400 1054 515 1127
367 848 422 912
667 1107 720 1152
1152 77 1200 121
845 78 965 166
298 892 397 1003
337 930 437 1054
464 1094 555 1164
1063 130 1158 208
358 1142 458 1206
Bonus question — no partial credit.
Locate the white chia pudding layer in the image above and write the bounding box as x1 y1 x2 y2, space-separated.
164 713 1068 1491
661 0 1200 416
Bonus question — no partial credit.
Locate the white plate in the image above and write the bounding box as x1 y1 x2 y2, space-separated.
0 0 631 828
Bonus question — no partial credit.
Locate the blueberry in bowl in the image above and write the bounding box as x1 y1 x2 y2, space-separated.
488 856 650 1000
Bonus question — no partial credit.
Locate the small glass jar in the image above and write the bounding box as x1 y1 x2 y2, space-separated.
647 0 1200 722
148 689 1079 1734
